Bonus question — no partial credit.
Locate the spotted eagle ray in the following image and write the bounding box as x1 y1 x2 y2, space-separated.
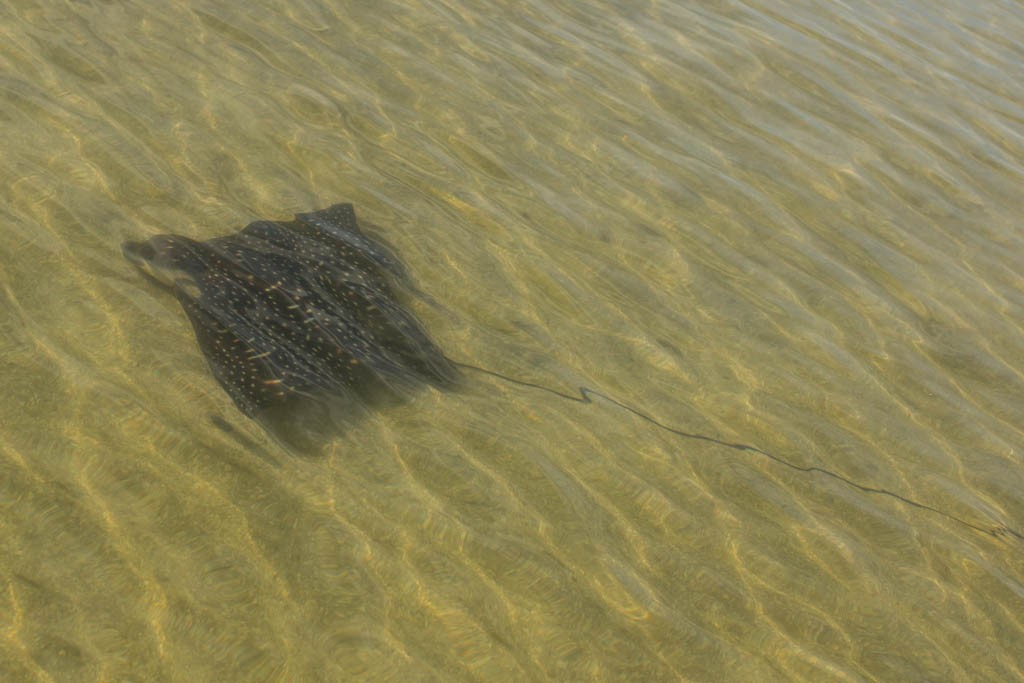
122 203 457 417
122 203 1019 541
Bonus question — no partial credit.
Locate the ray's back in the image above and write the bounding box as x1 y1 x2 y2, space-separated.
123 203 457 417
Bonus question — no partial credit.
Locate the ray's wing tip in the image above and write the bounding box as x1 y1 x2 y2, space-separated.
296 203 358 226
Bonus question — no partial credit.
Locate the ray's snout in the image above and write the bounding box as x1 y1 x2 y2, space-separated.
122 238 171 287
122 235 201 289
122 239 155 266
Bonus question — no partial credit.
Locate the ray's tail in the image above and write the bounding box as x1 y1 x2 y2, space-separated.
452 361 1023 544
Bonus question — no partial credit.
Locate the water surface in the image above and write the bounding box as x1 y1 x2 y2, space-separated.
1 0 1022 680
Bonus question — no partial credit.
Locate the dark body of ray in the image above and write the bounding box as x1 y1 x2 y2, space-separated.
123 204 456 417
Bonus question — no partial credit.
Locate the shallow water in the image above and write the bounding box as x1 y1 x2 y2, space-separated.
2 0 1023 680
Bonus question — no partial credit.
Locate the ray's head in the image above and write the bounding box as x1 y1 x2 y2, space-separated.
122 235 208 291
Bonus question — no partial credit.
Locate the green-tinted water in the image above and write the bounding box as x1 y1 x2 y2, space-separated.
2 0 1022 680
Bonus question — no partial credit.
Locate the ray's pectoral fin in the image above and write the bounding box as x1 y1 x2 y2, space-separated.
296 203 410 283
174 290 303 417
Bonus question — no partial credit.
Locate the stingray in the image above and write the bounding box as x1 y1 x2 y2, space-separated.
122 203 457 417
121 203 1022 541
